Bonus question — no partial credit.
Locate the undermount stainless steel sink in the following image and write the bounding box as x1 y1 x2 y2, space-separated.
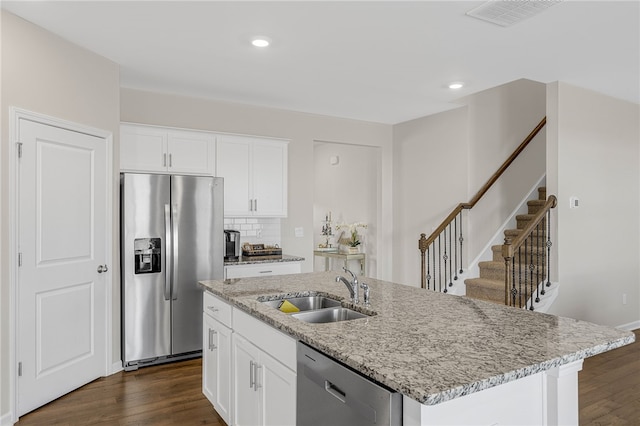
261 295 342 312
259 295 373 323
291 307 369 323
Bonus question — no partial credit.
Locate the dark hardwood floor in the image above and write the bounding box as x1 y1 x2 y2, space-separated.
16 358 225 425
16 330 639 425
578 329 640 425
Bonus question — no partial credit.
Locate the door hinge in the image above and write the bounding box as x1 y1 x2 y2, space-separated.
18 252 22 267
18 362 22 377
16 141 23 158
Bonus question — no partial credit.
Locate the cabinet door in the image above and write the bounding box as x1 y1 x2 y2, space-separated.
167 130 215 175
260 350 297 426
233 334 261 426
217 136 252 216
202 316 216 404
120 124 167 172
203 314 232 425
252 141 288 217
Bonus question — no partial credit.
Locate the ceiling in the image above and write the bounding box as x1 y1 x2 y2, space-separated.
3 1 639 124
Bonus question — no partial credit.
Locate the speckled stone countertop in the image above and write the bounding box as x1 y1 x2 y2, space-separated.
199 271 634 406
224 254 304 266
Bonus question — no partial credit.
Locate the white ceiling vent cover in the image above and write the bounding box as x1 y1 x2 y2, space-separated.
467 1 562 27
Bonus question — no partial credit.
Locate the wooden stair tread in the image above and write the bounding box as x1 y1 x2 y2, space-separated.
464 277 503 289
464 185 550 307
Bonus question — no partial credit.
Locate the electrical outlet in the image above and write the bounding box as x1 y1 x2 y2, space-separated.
257 229 262 239
295 227 304 238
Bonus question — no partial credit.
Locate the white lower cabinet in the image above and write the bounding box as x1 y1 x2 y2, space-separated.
202 291 296 426
260 350 297 426
232 333 296 426
202 313 232 425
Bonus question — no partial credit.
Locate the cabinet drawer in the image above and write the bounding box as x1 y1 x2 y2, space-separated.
225 262 301 279
233 308 296 372
203 291 232 328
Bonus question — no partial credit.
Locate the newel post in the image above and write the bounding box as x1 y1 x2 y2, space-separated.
419 233 428 289
502 237 513 306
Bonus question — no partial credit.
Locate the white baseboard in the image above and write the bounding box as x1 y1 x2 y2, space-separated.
110 360 124 375
616 320 640 332
0 411 14 426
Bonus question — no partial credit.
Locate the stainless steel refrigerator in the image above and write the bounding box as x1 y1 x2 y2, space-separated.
120 173 223 371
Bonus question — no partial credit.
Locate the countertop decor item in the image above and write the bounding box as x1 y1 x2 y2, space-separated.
336 221 367 253
318 211 335 249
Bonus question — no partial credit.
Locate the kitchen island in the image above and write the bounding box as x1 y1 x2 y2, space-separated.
200 271 634 425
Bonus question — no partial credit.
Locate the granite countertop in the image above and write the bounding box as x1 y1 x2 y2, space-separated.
224 254 304 266
199 271 634 406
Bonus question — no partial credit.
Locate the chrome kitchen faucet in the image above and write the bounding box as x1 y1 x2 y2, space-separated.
336 267 359 304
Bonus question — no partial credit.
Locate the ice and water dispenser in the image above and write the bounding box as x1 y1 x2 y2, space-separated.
134 238 161 274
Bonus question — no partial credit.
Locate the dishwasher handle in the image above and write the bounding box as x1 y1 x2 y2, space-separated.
324 380 346 403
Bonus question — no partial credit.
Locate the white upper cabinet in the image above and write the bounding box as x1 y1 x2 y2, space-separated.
167 129 215 175
120 123 215 175
216 134 288 217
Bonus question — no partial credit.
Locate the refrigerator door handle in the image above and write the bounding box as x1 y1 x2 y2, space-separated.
171 203 179 300
164 204 172 301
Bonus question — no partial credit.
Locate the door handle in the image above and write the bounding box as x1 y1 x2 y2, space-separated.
324 380 346 403
249 360 255 389
254 364 261 391
171 204 179 301
208 328 217 351
97 264 108 273
164 204 172 301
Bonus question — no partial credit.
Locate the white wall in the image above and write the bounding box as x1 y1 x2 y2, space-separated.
546 82 640 328
464 79 547 259
391 79 546 288
313 141 380 276
120 88 394 280
0 11 120 420
392 107 469 287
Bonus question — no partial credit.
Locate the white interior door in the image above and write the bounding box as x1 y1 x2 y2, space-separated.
17 118 108 416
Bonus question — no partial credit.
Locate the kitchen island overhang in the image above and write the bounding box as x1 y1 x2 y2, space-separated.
200 271 634 424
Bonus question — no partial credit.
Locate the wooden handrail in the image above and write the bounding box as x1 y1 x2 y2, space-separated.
419 116 547 289
419 117 546 249
418 204 465 249
468 117 547 208
502 195 557 259
419 117 547 250
502 194 557 307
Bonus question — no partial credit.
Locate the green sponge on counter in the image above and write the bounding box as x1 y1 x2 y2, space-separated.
279 300 300 313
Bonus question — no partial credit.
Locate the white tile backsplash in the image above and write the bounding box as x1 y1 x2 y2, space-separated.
224 217 281 247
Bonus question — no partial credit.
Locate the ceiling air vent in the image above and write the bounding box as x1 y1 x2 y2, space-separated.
466 0 562 27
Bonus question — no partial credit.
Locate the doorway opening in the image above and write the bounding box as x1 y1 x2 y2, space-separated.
313 141 381 277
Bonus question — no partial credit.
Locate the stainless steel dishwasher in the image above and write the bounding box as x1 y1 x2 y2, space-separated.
297 342 402 425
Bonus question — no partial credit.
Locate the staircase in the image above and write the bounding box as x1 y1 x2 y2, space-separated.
464 187 547 305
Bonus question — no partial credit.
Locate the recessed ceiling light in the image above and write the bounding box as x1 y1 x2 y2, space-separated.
251 37 271 48
449 82 464 89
